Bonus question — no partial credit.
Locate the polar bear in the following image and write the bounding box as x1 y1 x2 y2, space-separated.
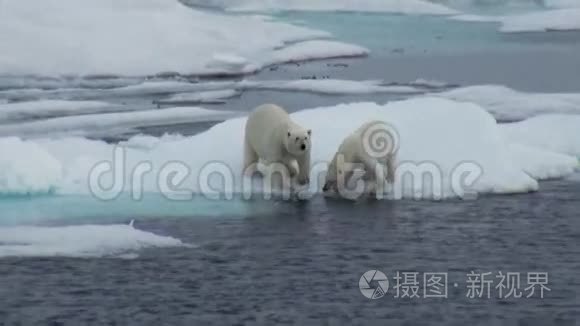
322 120 397 199
243 104 311 186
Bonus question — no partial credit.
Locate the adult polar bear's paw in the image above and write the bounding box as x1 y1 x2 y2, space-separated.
243 103 312 190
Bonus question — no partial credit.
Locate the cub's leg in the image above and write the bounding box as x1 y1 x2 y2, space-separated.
243 139 259 175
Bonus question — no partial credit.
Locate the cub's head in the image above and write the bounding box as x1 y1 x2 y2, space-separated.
284 128 311 156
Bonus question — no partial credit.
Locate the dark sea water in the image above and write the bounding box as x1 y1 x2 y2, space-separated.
1 180 579 325
1 9 580 326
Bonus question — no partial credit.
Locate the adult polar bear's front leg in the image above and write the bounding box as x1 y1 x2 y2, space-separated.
295 150 310 185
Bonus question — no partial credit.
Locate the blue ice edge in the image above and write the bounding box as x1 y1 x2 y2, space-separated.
0 193 278 226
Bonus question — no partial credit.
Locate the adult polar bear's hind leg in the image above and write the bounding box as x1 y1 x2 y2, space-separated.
243 103 312 188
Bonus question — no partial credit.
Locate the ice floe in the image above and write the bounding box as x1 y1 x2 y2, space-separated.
0 107 237 137
451 8 580 32
0 100 117 122
0 0 368 76
0 222 189 258
220 0 459 15
156 89 241 105
0 97 576 199
435 85 580 121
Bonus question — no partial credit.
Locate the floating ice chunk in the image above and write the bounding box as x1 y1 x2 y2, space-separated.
502 114 580 158
225 0 459 15
109 81 238 97
245 79 424 94
450 8 580 32
0 137 62 195
157 89 241 105
206 54 253 73
449 14 504 23
0 100 116 122
435 85 580 121
501 8 580 32
0 223 189 258
0 107 237 137
264 40 369 66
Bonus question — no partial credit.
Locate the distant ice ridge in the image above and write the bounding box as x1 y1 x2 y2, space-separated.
0 0 366 76
435 85 580 120
0 222 190 258
0 97 578 199
217 0 459 15
451 8 580 32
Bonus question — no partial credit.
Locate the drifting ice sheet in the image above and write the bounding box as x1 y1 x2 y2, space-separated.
0 97 576 199
0 107 237 137
222 0 459 15
451 8 580 32
0 0 369 76
0 100 116 122
0 223 189 258
435 85 580 121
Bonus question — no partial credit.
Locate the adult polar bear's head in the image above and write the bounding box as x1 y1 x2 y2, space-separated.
283 125 311 157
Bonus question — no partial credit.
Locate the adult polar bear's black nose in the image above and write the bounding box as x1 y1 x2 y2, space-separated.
301 144 306 151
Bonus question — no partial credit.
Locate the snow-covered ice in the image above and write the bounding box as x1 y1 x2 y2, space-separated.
0 137 62 195
0 98 576 199
0 100 116 122
220 0 459 15
451 8 580 32
435 85 580 120
244 79 425 95
0 107 237 137
0 222 189 258
157 89 241 105
0 0 370 76
502 114 580 158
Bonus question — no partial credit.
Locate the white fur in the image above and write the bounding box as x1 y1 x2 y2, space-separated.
243 104 311 186
324 120 397 198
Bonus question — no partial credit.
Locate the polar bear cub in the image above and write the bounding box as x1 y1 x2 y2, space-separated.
243 104 311 186
323 120 397 198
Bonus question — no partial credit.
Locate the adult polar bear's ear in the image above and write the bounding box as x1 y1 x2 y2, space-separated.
307 129 312 136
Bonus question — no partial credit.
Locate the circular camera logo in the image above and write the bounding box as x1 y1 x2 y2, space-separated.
359 270 389 299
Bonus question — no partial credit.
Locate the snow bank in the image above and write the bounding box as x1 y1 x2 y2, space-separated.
435 85 580 120
502 114 580 158
0 100 115 122
0 97 574 200
0 222 189 258
0 107 237 137
222 0 459 15
0 0 370 76
0 137 62 195
450 8 580 32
